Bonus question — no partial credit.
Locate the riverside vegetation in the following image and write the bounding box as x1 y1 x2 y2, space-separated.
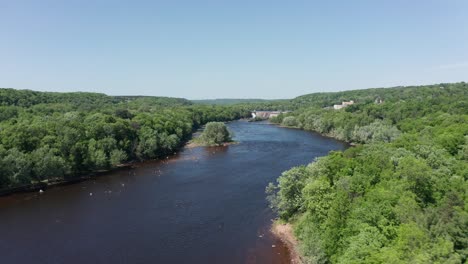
266 82 468 263
0 89 251 192
1 82 467 263
196 122 233 146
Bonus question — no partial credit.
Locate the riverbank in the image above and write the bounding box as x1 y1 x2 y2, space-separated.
0 162 135 196
0 132 195 196
186 140 238 148
0 119 244 196
271 222 304 264
267 122 352 264
271 121 356 147
0 120 349 264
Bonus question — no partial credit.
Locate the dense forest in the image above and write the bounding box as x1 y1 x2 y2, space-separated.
191 98 275 105
0 88 251 192
1 83 467 263
267 82 468 263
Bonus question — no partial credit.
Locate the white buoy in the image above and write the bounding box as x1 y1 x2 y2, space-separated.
39 189 44 193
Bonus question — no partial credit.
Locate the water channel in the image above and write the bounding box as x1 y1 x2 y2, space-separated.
0 121 347 264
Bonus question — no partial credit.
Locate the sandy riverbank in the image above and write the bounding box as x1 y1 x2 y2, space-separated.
271 222 304 264
185 140 238 148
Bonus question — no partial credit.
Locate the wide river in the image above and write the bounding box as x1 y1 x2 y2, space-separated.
0 120 347 264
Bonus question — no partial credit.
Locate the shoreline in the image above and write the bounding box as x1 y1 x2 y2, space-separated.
0 121 241 197
0 163 135 197
185 141 238 148
271 222 304 264
270 122 353 147
0 133 196 197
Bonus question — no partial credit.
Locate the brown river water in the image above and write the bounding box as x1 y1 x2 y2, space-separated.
0 120 347 264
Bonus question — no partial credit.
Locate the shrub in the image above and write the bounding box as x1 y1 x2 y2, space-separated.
199 122 232 146
281 116 298 127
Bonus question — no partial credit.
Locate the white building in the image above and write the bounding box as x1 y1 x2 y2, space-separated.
251 111 286 119
333 100 354 110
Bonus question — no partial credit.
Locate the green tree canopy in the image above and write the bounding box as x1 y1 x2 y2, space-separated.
199 122 232 146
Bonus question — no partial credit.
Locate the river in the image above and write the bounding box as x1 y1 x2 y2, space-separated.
0 120 347 264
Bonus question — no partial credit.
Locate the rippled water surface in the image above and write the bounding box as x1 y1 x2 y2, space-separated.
0 121 347 264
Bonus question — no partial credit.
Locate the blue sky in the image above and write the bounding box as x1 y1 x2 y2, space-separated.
1 0 467 99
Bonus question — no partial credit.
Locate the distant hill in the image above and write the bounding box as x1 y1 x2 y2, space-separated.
114 95 192 107
191 98 277 105
0 88 192 108
288 82 468 109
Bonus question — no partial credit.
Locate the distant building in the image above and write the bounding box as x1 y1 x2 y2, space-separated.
333 100 354 110
333 104 344 110
251 111 287 119
269 112 280 118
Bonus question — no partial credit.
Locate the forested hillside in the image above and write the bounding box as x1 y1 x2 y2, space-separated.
1 83 467 263
267 82 468 263
192 98 273 105
0 89 250 192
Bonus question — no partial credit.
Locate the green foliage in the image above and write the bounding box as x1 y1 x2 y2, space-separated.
0 89 251 191
269 113 283 124
267 166 308 219
281 116 299 127
30 146 69 181
199 122 232 146
2 82 467 262
191 98 274 105
353 120 401 143
267 82 468 263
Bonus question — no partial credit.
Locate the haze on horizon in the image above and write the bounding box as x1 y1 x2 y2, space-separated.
1 0 467 99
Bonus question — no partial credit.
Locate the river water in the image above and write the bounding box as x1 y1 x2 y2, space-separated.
0 121 347 264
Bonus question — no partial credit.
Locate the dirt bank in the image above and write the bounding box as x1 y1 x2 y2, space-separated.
271 222 304 264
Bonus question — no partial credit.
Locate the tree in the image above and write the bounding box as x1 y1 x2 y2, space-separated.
199 122 232 146
110 149 127 166
31 146 69 181
281 116 298 127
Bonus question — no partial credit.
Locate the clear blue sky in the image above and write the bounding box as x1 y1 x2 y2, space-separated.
1 0 467 99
